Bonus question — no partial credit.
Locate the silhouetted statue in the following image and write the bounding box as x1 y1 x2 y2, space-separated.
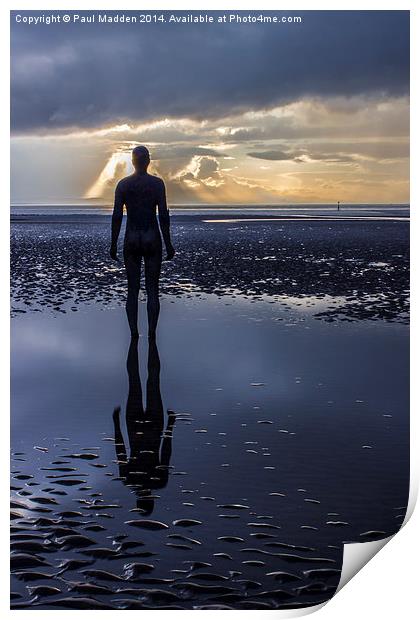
112 337 176 515
110 146 175 338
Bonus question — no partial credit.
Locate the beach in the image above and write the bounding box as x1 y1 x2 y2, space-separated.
10 206 410 610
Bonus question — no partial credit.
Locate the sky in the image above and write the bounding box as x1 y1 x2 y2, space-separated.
10 10 410 206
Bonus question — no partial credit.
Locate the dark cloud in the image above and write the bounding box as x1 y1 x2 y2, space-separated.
223 101 409 143
152 145 221 160
247 148 358 164
247 150 299 161
316 140 409 160
11 10 409 133
305 151 357 163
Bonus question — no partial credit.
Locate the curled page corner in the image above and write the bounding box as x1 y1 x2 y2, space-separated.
288 490 416 616
293 498 416 616
274 538 396 619
336 535 393 594
335 481 417 597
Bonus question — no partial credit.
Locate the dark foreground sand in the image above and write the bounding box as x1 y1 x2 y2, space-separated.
11 213 409 609
11 213 409 323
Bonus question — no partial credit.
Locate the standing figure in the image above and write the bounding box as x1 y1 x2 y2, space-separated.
110 146 175 338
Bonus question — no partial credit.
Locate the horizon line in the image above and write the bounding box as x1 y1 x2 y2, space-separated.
10 202 411 208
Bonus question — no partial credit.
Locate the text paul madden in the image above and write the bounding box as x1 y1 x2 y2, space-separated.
15 13 302 26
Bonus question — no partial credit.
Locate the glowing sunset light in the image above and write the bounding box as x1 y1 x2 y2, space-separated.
10 11 409 206
85 151 132 199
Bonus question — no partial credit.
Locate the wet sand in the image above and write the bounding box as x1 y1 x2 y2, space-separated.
11 211 409 323
11 212 409 609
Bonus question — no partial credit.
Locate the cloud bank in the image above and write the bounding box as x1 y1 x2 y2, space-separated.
11 10 409 133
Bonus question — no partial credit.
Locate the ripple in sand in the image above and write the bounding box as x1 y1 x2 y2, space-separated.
172 582 237 596
11 533 47 541
218 514 240 519
107 599 145 610
115 540 145 552
359 530 386 539
245 588 294 603
266 571 302 583
48 479 87 486
32 596 114 609
11 500 29 510
57 510 85 518
81 503 120 511
217 536 244 543
249 533 277 540
81 569 125 582
31 496 60 506
11 553 52 571
125 519 169 530
242 560 265 567
55 534 97 549
68 583 112 596
83 525 106 533
304 568 341 579
80 547 119 559
166 542 192 550
185 561 212 570
123 562 156 578
264 542 315 552
27 585 62 597
68 453 99 460
300 525 319 531
172 519 202 527
295 582 332 595
188 572 229 581
56 559 94 574
11 541 54 554
168 534 202 546
195 604 235 610
240 548 335 564
236 579 262 590
120 588 182 605
247 523 281 530
13 570 56 582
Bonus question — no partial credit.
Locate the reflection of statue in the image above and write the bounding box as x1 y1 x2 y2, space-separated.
113 337 176 514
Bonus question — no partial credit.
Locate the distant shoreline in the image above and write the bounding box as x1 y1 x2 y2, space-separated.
10 203 410 210
10 203 410 225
